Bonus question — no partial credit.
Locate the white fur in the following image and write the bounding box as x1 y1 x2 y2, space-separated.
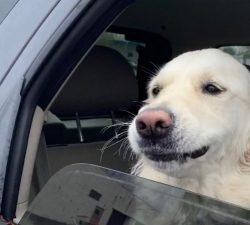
128 48 250 209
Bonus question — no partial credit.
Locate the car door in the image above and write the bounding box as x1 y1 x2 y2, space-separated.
0 0 133 223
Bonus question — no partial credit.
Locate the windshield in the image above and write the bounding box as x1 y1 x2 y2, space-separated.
20 164 250 225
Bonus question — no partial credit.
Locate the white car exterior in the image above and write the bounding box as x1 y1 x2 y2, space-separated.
0 0 89 206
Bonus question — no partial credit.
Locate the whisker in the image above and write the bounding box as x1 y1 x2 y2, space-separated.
99 137 127 163
139 65 158 77
122 139 130 160
101 122 130 134
149 61 161 71
129 151 138 161
100 131 128 153
101 135 122 154
119 109 136 117
115 138 128 157
131 160 143 175
99 136 117 162
102 138 126 152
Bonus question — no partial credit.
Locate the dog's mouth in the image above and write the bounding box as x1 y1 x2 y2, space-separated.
144 146 209 162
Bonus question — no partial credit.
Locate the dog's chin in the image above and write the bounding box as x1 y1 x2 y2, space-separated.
142 146 209 175
145 158 185 175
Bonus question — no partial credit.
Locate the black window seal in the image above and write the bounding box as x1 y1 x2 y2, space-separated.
1 0 134 220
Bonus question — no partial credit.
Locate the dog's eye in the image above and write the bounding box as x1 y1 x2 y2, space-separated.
152 86 161 96
202 83 224 95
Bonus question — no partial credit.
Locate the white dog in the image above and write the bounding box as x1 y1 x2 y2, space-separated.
128 48 250 209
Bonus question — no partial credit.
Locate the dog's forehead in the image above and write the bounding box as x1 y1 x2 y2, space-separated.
151 48 250 89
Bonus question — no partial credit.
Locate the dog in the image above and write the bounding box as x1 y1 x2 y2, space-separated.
128 48 250 209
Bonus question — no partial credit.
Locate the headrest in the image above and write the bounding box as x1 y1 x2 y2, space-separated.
51 46 138 117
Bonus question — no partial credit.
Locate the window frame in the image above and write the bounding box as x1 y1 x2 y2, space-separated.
1 0 134 220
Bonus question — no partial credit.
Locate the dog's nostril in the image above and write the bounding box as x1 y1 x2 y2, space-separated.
155 120 168 129
136 119 151 138
137 120 147 130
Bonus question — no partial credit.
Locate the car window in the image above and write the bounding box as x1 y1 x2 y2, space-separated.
0 0 19 24
44 31 142 147
219 46 250 66
21 164 250 225
27 2 250 224
40 35 140 185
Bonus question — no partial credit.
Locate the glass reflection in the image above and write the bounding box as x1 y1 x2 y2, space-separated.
20 164 250 225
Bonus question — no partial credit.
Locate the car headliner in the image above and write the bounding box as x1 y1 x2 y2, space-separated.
115 0 250 55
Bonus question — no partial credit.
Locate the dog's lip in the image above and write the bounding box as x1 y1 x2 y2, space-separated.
145 146 209 162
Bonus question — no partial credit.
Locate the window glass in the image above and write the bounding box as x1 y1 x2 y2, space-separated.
21 164 250 225
219 46 250 65
97 32 145 73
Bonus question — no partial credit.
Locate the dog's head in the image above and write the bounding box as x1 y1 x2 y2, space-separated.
128 49 250 176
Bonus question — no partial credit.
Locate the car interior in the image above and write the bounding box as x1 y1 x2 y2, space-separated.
13 0 250 222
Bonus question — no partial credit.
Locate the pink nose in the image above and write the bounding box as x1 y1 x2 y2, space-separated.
136 109 173 138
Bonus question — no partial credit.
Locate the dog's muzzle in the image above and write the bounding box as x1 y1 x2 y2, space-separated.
134 108 209 162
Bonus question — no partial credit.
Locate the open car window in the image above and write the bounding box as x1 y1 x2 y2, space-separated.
21 164 250 225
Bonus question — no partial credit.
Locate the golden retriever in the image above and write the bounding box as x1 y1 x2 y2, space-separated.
128 48 250 209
